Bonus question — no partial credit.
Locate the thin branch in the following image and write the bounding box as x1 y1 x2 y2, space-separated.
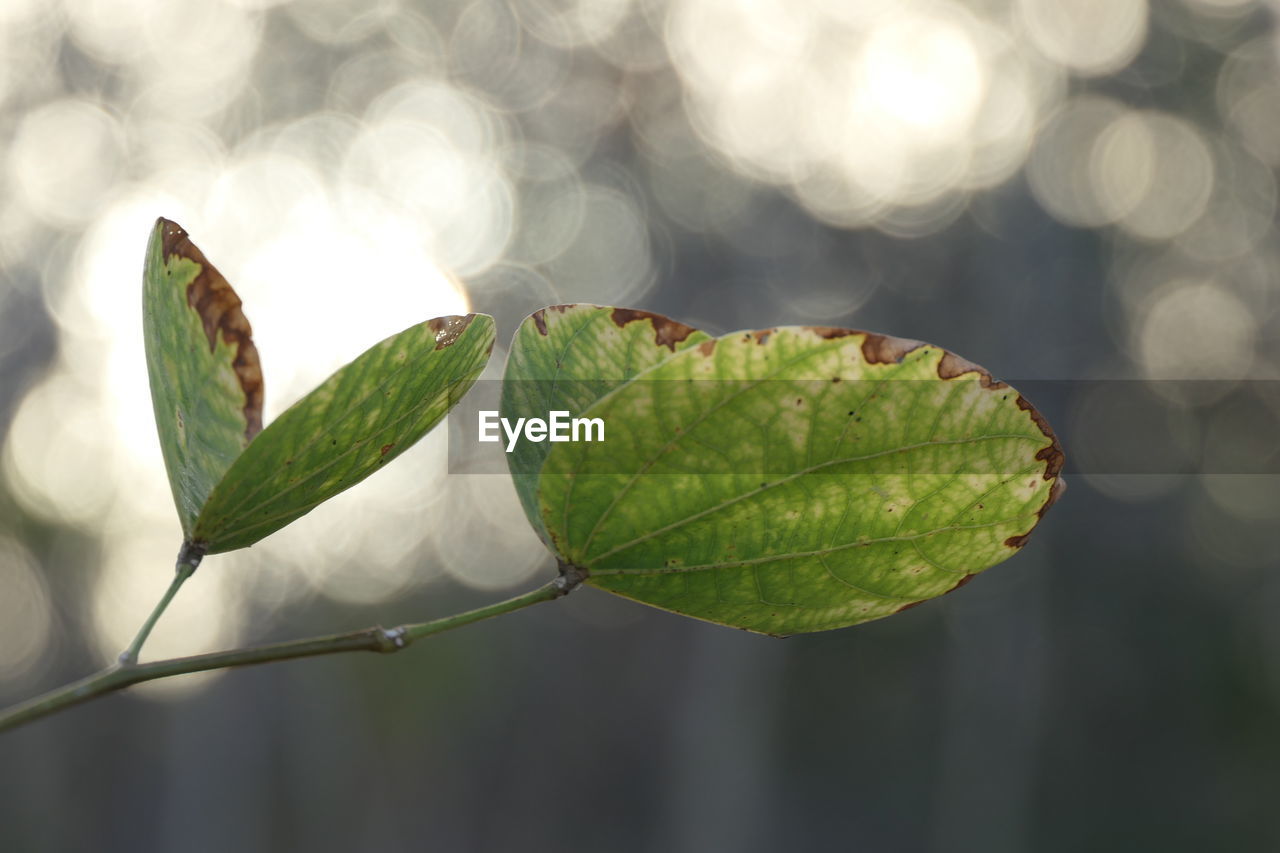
119 542 204 665
0 574 581 735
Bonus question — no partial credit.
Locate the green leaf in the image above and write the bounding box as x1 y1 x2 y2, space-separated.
143 218 264 537
505 307 1065 636
500 304 712 546
193 312 495 553
143 217 495 554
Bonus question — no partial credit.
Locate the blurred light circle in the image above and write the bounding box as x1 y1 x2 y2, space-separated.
326 50 424 116
1185 496 1278 573
449 0 570 112
234 197 470 403
1176 141 1276 261
287 0 396 44
464 263 561 328
1200 393 1280 518
127 116 226 177
792 167 882 229
435 475 549 592
507 180 587 265
855 13 985 140
1217 37 1280 167
7 99 125 229
3 372 118 526
1137 280 1256 380
64 0 155 64
0 11 62 113
520 0 634 50
1071 380 1196 501
1018 0 1148 76
269 112 362 175
542 185 654 305
0 536 54 686
131 0 261 119
962 47 1040 190
1089 114 1155 221
1204 474 1280 521
590 1 671 72
761 261 879 321
67 195 191 470
204 153 329 255
369 79 506 153
669 0 1042 227
343 116 514 276
874 192 969 238
521 75 624 165
506 141 587 263
1081 473 1184 503
1091 111 1214 241
1027 95 1128 227
647 150 757 234
449 0 520 75
387 9 448 68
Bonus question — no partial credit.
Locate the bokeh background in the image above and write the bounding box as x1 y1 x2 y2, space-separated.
2 0 1279 849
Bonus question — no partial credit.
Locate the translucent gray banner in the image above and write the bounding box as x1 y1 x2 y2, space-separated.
445 379 1279 475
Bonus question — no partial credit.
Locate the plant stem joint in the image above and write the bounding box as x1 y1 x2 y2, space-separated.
378 626 409 652
555 562 588 596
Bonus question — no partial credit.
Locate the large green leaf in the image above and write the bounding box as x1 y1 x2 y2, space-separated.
143 218 264 537
505 307 1064 636
193 313 494 553
500 304 712 546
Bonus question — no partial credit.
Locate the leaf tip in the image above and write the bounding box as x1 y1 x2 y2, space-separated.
427 313 491 350
152 218 264 442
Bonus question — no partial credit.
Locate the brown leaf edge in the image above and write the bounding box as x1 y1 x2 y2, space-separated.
159 218 264 440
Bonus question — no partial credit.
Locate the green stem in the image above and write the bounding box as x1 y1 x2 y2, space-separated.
119 543 204 665
0 575 578 735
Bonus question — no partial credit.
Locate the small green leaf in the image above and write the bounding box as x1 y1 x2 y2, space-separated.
501 304 712 545
194 313 495 553
505 308 1065 636
143 218 264 537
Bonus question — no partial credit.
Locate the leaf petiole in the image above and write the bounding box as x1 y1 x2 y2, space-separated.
118 542 205 665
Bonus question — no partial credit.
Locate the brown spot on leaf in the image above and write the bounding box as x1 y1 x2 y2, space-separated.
753 329 774 345
697 339 717 357
1016 395 1065 480
427 314 475 349
609 307 699 351
998 394 1070 548
860 332 926 365
380 443 395 456
1004 475 1067 550
804 326 857 340
937 351 1009 390
532 309 549 336
1004 531 1032 549
161 219 263 441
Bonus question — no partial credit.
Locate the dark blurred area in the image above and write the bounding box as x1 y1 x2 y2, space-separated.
3 0 1280 850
